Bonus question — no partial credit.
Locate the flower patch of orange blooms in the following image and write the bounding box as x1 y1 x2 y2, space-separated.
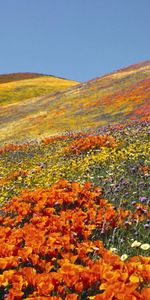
0 179 150 299
0 143 30 155
42 132 89 146
42 136 68 145
65 135 116 154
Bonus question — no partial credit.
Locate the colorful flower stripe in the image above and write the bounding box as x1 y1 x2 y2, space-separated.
65 135 116 154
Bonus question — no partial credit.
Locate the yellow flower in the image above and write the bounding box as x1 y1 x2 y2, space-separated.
110 247 117 253
140 243 150 250
129 274 140 283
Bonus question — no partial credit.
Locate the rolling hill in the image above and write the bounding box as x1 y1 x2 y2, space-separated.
0 73 79 106
0 61 150 144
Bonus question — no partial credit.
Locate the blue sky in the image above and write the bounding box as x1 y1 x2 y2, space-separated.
0 0 150 82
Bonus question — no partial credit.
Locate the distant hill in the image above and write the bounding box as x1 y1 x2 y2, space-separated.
0 72 46 83
0 73 79 105
0 61 149 144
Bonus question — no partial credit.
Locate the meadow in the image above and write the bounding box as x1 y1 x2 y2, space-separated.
0 119 150 299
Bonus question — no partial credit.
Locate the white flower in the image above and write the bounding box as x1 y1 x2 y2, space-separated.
131 240 141 248
120 254 128 261
140 243 150 250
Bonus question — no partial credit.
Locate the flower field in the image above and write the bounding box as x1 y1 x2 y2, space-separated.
0 119 150 299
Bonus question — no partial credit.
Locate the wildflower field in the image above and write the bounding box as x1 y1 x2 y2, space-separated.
0 119 150 299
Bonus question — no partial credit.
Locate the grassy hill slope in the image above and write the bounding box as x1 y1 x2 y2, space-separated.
0 61 150 144
0 73 79 105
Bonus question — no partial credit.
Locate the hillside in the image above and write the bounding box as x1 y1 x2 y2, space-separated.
0 61 150 143
0 73 79 106
0 63 150 299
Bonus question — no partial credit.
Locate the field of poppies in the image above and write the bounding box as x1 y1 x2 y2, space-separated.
0 119 150 299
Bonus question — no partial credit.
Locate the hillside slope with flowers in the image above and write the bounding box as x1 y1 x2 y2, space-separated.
0 61 150 144
0 73 79 106
0 62 150 299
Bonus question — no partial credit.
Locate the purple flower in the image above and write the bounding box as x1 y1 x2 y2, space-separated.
139 196 147 202
144 224 150 229
125 192 129 196
125 221 130 226
136 206 142 210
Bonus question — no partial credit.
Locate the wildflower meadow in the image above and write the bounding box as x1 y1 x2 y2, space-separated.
0 119 150 299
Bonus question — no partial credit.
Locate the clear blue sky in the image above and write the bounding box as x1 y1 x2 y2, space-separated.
0 0 150 82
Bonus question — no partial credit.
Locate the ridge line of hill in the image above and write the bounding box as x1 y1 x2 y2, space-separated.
0 72 78 84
